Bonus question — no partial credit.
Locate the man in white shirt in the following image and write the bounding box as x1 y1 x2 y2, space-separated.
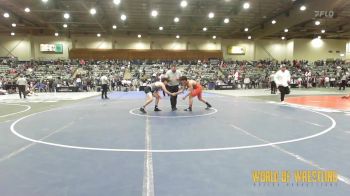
100 75 109 99
16 74 27 99
274 64 291 102
165 65 182 111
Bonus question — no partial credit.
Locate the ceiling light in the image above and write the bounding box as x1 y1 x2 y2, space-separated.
54 32 59 36
212 35 216 39
159 26 163 30
11 32 15 36
63 13 70 19
243 2 250 9
97 33 101 37
63 24 68 28
340 53 345 57
138 34 142 38
113 0 121 5
121 14 127 21
12 23 16 27
176 35 180 39
174 17 179 23
244 28 249 32
321 29 326 34
24 8 30 13
272 20 276 24
180 1 188 8
248 36 252 40
208 12 215 19
151 10 158 17
90 8 96 15
203 27 207 31
300 5 306 11
315 20 320 25
224 18 230 23
113 25 117 29
42 0 48 3
3 13 9 18
284 28 288 32
281 36 285 40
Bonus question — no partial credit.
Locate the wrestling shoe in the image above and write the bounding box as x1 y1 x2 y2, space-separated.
154 108 162 112
184 107 192 112
205 103 212 110
140 107 147 114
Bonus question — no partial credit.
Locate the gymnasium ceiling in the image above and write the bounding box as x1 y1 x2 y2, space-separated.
0 0 350 40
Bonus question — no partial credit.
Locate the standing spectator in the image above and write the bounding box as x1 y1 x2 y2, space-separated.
243 76 250 89
100 75 109 99
324 76 330 88
270 71 277 94
274 65 291 103
339 73 347 91
165 65 181 111
16 74 27 99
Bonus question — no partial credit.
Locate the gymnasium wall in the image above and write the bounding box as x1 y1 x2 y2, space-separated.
293 39 347 61
0 35 348 61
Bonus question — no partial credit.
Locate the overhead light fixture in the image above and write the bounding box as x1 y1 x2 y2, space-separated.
284 28 289 32
24 7 31 13
272 20 276 24
174 17 179 23
121 14 127 21
212 35 216 39
321 29 326 34
300 5 306 11
113 0 121 5
315 20 320 25
203 27 207 31
12 23 16 27
248 35 252 40
54 32 59 36
340 53 345 57
176 35 180 39
63 13 70 19
138 34 142 38
243 2 250 9
113 25 117 29
90 8 96 15
11 32 15 36
3 13 9 18
159 26 163 30
244 28 249 32
180 0 188 8
42 0 48 3
208 12 215 19
63 24 68 28
224 18 230 23
97 33 101 37
281 36 286 40
151 10 158 17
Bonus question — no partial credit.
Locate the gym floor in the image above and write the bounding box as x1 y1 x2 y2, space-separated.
1 89 350 196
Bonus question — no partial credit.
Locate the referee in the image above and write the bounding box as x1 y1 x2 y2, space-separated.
274 64 291 103
166 65 181 111
100 74 109 99
16 74 27 99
